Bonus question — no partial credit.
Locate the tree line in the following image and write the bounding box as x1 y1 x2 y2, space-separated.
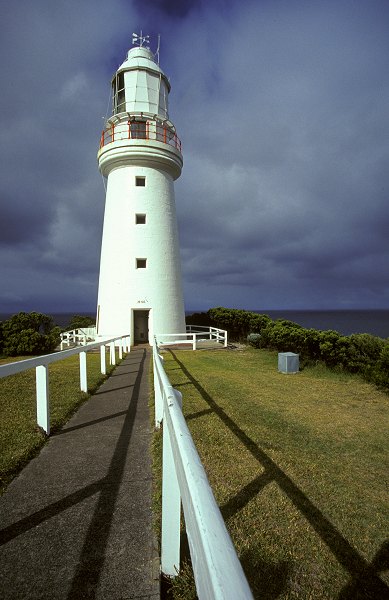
0 313 95 357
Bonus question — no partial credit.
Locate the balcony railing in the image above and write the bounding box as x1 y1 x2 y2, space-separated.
99 120 182 153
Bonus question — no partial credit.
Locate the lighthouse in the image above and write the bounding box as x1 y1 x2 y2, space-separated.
96 34 186 344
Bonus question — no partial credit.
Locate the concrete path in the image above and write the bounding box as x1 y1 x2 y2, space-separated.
0 347 160 599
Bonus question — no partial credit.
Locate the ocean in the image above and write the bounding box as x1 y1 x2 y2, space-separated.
1 310 389 339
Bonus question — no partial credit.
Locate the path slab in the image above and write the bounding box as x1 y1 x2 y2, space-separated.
0 348 160 600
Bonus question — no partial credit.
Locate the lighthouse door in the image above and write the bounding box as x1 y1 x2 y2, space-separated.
133 310 150 344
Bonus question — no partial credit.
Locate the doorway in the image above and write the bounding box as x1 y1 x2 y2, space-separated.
133 310 150 344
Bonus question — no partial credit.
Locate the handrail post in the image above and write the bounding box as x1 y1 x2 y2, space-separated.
36 365 50 435
161 389 182 576
193 334 196 351
100 344 106 375
110 341 116 365
80 351 87 393
153 349 164 428
224 329 228 347
119 339 123 360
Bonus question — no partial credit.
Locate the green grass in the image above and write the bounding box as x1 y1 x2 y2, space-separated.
157 346 389 599
0 352 115 492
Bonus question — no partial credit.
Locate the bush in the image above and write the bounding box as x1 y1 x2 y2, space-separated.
207 307 271 341
1 312 61 356
317 330 351 369
368 343 389 390
186 312 213 327
66 314 96 330
247 333 262 348
347 333 386 374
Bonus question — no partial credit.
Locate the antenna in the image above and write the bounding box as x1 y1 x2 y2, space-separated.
132 30 150 48
155 34 161 65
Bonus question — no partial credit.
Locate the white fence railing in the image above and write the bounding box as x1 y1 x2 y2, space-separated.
152 341 253 599
0 334 130 435
155 326 228 350
60 327 97 349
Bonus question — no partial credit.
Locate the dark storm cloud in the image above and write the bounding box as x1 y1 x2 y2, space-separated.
0 0 388 312
169 0 389 309
0 0 134 311
134 0 199 19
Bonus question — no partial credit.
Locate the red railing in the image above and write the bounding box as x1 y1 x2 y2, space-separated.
99 121 182 153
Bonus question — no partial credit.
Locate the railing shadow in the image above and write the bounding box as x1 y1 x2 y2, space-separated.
0 349 148 599
168 350 389 599
66 348 147 599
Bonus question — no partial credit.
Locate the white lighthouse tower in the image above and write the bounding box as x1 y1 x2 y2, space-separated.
96 34 185 344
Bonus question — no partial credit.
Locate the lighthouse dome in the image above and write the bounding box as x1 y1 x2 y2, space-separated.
121 46 168 82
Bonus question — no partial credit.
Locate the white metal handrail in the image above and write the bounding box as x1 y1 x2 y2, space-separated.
155 326 228 350
152 342 253 599
60 327 97 349
0 334 130 435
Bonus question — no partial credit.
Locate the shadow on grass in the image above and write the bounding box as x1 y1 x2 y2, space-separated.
168 350 389 599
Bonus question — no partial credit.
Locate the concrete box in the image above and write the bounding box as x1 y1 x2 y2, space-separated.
278 352 299 374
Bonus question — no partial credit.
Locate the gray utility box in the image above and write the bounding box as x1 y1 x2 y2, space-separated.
278 352 299 374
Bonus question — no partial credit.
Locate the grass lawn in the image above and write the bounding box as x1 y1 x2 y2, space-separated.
0 352 115 493
159 346 389 599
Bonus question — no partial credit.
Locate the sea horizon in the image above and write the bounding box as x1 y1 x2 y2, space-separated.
1 308 389 339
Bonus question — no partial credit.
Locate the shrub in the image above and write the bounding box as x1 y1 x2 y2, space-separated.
186 312 213 327
347 333 385 374
66 314 96 330
369 343 389 390
1 312 61 356
316 330 353 369
247 333 262 348
208 307 271 341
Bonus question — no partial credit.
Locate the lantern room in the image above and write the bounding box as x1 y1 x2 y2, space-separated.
111 46 170 119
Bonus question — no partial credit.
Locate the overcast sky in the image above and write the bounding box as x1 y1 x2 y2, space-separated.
1 0 388 314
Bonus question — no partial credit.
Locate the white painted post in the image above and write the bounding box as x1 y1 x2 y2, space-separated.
192 334 197 351
119 339 123 359
161 389 182 576
100 344 106 375
110 341 116 365
36 365 50 435
154 354 164 428
224 329 228 347
80 351 88 393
